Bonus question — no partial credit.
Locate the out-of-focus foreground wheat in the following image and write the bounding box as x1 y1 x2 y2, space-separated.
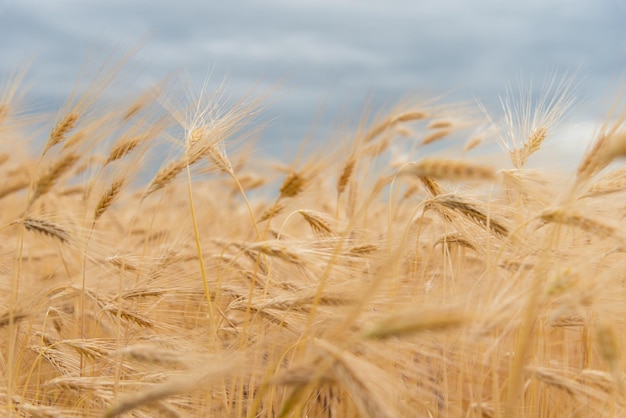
1 63 626 418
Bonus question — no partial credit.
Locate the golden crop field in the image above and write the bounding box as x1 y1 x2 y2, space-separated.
1 61 625 417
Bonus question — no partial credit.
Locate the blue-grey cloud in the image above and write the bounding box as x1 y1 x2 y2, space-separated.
1 0 625 158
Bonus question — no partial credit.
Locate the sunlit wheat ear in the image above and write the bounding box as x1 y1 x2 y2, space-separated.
104 305 153 328
364 133 392 157
421 128 451 145
30 345 76 376
105 137 142 165
19 217 70 244
15 402 70 418
314 339 398 418
528 366 579 396
363 110 427 143
121 91 154 122
595 322 623 393
229 291 353 312
401 184 419 200
538 208 620 240
0 104 7 124
577 132 608 180
348 243 379 256
105 117 168 165
44 112 79 154
0 179 29 201
208 144 234 175
578 370 626 395
581 167 626 198
433 233 476 251
145 135 221 196
464 135 484 152
279 171 306 199
111 344 189 368
418 175 446 197
428 195 509 237
337 157 356 196
29 153 80 206
489 73 576 169
187 126 234 174
231 173 264 191
596 322 621 364
270 362 336 386
362 307 466 339
400 158 496 182
258 202 285 222
244 241 302 264
94 178 125 222
515 126 548 166
103 361 237 418
105 255 140 273
298 209 334 236
578 127 626 180
0 309 29 328
427 119 453 129
144 159 186 196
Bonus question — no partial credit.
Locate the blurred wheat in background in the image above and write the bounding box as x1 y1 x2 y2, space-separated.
2 57 626 417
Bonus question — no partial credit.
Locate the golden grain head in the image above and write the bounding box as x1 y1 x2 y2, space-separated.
427 119 453 129
400 158 496 182
46 112 79 152
539 207 618 240
0 104 7 123
258 202 285 222
106 137 142 164
20 217 70 243
463 136 483 152
298 209 334 236
31 152 80 203
94 178 125 221
337 157 356 195
279 171 305 199
596 322 621 367
577 128 626 179
421 128 451 145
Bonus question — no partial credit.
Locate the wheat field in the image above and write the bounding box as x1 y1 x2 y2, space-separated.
1 62 626 417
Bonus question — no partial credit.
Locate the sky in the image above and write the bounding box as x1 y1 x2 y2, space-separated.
1 0 625 163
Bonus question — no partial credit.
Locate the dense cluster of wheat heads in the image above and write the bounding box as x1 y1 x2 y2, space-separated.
2 65 626 417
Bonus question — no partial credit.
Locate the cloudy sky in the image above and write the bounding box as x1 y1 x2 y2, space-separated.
1 0 625 162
